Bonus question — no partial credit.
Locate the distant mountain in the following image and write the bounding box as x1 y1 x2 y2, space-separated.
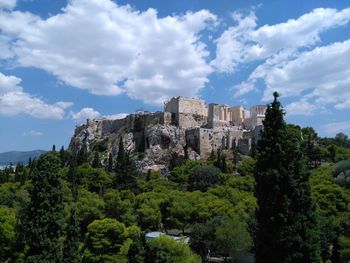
0 150 46 165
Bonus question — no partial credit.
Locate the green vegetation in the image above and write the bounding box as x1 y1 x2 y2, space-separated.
254 92 321 263
1 95 350 262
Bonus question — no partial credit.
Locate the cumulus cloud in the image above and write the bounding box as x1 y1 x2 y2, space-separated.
0 72 73 119
70 107 128 124
70 108 101 123
104 113 128 120
285 99 320 116
261 40 350 102
211 7 350 116
0 0 216 104
0 0 16 10
321 121 350 136
212 7 350 73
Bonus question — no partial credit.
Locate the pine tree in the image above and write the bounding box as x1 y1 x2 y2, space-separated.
67 158 79 200
23 152 64 262
108 152 114 172
77 146 88 165
254 92 321 263
63 207 81 263
59 146 66 167
116 137 126 171
92 151 101 168
52 144 56 152
114 137 138 191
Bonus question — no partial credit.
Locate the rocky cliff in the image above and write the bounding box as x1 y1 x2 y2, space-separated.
69 112 200 174
69 110 253 174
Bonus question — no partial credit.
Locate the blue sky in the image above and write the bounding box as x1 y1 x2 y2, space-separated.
0 0 350 152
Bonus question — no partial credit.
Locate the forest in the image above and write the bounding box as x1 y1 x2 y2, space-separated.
1 94 350 263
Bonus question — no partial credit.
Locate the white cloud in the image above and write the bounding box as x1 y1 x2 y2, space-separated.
0 72 73 119
261 40 350 108
321 121 350 136
104 113 128 120
70 107 129 124
70 108 101 123
0 0 16 10
335 99 350 110
285 99 320 116
0 0 216 104
23 130 43 136
210 7 350 115
212 7 350 73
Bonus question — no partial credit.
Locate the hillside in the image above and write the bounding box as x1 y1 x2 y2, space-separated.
0 150 46 165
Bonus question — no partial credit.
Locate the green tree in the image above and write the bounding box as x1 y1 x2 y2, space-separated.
254 92 321 263
145 235 200 263
23 152 65 262
167 194 195 234
114 138 139 191
104 189 137 225
76 189 105 234
91 152 101 168
82 218 141 262
0 205 16 261
107 152 114 172
63 207 81 263
335 133 349 148
328 145 337 163
215 215 252 262
76 164 112 196
188 165 222 192
190 217 221 261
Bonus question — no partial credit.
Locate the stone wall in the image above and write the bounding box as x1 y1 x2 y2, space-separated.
186 127 244 159
164 96 207 116
177 113 207 128
229 105 245 125
250 105 267 117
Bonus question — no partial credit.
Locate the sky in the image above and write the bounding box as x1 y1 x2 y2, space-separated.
0 0 350 152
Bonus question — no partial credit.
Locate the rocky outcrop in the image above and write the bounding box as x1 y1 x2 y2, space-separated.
69 108 255 174
69 114 192 174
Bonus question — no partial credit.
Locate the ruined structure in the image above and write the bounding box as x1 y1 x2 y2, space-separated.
69 96 266 173
163 97 207 128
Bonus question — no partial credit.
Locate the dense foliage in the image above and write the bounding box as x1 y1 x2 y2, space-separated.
1 97 350 262
254 92 321 263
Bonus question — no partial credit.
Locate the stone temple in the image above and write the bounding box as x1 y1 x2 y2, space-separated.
71 96 266 162
161 96 266 158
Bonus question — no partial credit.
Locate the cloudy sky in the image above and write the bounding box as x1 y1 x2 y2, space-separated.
1 0 350 152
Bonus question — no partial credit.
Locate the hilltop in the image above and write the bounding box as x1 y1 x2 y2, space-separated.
69 96 265 174
0 150 46 166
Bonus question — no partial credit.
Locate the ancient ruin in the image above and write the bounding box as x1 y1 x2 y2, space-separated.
69 96 266 173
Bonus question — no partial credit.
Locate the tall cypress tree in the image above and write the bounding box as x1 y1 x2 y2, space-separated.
254 92 321 263
107 152 114 172
63 207 81 263
23 152 64 262
114 137 138 191
92 151 101 168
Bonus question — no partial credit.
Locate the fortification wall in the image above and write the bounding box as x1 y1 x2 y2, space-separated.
186 127 244 159
164 97 207 116
177 113 207 128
